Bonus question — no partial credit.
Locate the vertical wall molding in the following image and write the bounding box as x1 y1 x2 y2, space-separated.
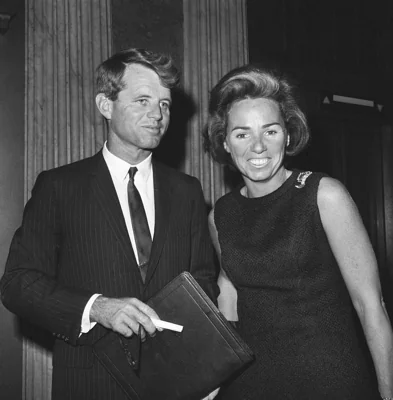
183 0 248 206
382 126 393 284
24 1 112 398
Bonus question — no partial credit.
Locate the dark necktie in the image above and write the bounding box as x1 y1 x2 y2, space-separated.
128 167 152 282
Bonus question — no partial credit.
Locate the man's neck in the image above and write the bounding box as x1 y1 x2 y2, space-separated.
107 142 152 166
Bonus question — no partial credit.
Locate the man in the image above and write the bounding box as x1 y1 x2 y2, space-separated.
0 48 219 399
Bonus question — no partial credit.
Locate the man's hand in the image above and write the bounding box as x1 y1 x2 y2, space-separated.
202 388 220 400
90 296 162 340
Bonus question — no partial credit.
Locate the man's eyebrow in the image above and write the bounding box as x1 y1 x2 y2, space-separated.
160 96 172 105
133 93 172 105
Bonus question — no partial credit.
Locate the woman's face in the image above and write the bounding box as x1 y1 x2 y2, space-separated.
224 97 287 188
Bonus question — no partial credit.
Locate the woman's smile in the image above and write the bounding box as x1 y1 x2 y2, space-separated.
248 158 270 167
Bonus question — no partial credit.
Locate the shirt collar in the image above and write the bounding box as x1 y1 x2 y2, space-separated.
102 141 153 183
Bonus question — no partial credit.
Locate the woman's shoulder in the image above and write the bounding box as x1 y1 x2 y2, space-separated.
214 188 239 208
289 170 333 210
317 176 353 209
212 190 241 226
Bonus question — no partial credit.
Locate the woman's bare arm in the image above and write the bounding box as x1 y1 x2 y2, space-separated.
318 177 393 398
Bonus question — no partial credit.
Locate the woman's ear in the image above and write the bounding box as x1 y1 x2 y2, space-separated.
223 140 230 153
95 93 112 120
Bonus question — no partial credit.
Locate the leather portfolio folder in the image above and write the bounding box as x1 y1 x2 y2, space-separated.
93 271 255 400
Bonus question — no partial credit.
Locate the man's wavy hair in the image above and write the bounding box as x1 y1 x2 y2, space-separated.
96 48 180 101
204 65 310 165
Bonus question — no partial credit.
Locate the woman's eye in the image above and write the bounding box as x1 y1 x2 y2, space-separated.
160 102 170 110
265 130 277 136
137 99 148 105
236 133 247 139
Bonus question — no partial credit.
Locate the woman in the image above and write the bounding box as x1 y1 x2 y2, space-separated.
204 65 393 400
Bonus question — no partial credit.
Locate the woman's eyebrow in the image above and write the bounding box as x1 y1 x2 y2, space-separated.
261 122 282 129
230 122 282 133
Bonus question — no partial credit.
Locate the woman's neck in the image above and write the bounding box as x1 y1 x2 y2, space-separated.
243 168 291 198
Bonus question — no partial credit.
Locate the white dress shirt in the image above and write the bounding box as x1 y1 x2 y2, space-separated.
80 142 155 334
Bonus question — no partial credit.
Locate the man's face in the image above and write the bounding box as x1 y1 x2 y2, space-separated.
104 64 172 161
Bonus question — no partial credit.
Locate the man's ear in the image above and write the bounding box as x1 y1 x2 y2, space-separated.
95 93 112 120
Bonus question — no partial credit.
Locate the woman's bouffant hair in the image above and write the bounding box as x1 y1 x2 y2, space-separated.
204 65 310 165
96 48 180 101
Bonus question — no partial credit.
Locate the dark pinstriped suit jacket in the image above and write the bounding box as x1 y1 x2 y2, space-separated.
0 150 219 399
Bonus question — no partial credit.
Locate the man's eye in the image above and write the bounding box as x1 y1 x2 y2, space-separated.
137 99 148 105
160 102 170 110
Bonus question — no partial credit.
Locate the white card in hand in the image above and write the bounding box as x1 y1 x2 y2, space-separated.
151 317 183 332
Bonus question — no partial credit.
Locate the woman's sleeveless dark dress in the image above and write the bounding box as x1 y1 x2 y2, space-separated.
214 170 379 400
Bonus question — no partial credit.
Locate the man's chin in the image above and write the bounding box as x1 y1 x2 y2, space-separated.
142 138 164 151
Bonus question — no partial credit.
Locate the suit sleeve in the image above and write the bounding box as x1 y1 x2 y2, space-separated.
0 171 93 345
188 178 220 304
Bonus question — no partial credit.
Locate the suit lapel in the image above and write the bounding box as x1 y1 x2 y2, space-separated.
144 160 172 286
89 151 139 270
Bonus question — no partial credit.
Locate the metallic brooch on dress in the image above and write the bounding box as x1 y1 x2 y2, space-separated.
295 171 312 189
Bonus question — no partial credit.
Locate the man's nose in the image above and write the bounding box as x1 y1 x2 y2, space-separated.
147 103 163 120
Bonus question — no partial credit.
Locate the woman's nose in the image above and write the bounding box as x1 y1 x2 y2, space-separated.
251 135 266 153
